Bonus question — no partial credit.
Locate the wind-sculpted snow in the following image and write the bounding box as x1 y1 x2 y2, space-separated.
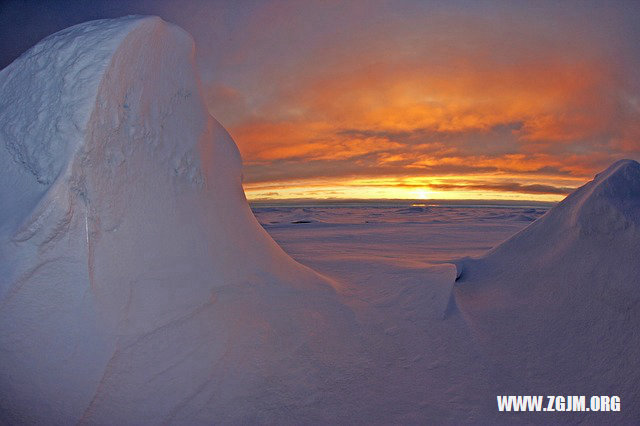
0 16 363 423
0 17 146 233
1 15 638 424
454 159 640 421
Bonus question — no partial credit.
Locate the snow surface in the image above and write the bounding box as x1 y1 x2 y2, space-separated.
254 204 547 268
256 197 640 422
454 159 640 417
1 15 638 424
0 16 361 424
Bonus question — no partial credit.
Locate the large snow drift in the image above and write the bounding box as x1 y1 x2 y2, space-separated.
455 159 640 418
2 14 638 423
0 16 362 423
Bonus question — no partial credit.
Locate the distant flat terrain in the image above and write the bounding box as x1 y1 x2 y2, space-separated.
253 203 549 270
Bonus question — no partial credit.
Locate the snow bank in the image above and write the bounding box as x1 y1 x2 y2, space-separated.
454 159 640 420
0 16 362 423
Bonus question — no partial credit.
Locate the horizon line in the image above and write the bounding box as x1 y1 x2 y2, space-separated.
248 197 556 207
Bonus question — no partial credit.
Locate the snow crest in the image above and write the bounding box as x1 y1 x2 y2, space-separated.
454 159 640 421
569 159 640 234
0 16 361 423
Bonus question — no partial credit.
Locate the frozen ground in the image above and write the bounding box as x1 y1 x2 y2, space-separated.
253 203 548 269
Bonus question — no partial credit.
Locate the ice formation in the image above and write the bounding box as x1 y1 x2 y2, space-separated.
0 16 361 423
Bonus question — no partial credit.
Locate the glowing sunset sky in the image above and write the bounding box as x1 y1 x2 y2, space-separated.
2 0 639 200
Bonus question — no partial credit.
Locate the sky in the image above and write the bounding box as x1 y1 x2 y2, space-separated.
2 0 640 201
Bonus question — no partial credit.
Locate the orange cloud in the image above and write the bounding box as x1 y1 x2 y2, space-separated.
202 3 640 201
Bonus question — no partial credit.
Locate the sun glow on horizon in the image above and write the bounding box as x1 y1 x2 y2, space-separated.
413 188 432 200
242 173 584 202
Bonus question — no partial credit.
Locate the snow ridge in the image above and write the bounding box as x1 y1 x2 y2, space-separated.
0 16 144 185
453 159 640 422
0 16 359 424
568 159 640 234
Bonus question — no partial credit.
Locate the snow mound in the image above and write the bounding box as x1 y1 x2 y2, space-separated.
570 159 640 234
0 16 362 423
454 159 640 420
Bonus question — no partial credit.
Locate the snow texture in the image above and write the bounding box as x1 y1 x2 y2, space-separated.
0 16 360 424
455 159 640 419
1 15 638 424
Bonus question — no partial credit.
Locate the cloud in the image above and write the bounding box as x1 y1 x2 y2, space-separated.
3 1 639 200
425 182 575 196
217 10 640 199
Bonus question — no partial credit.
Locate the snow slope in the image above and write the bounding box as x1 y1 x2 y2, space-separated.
0 16 363 423
454 159 640 420
256 196 639 422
